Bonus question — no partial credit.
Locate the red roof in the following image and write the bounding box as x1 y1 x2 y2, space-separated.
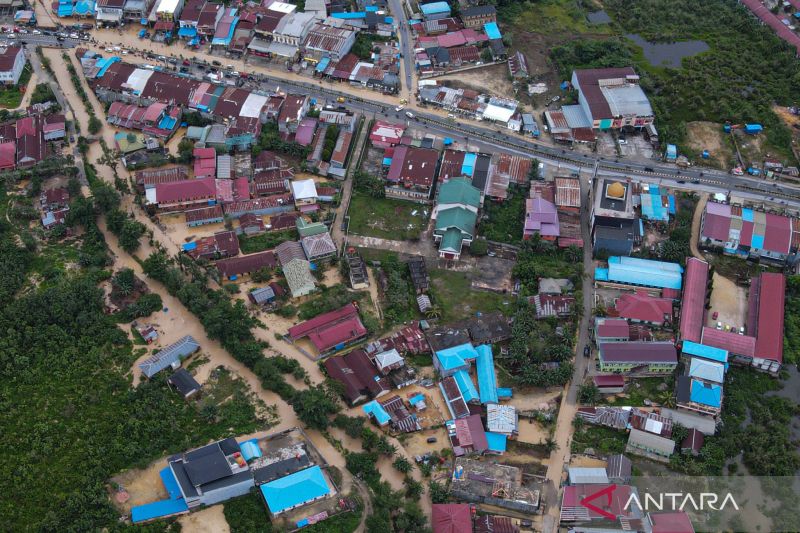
562 484 634 520
740 0 800 55
763 212 792 254
215 251 276 279
614 292 672 324
0 141 15 169
701 327 755 358
573 67 639 120
596 318 630 339
593 375 624 388
288 303 367 353
680 258 709 343
650 511 695 533
385 145 439 189
453 414 488 454
754 273 785 363
432 504 472 533
323 349 388 405
155 178 216 204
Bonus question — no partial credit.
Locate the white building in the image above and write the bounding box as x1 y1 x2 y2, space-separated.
0 47 25 86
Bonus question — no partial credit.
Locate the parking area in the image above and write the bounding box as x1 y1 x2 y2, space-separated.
595 132 618 157
618 133 655 159
707 272 748 333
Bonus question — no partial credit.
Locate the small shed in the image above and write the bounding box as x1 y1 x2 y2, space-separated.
249 286 276 306
593 374 625 394
139 335 200 378
167 368 202 399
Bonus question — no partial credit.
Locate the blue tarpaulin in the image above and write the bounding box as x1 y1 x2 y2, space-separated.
178 26 196 37
486 432 507 453
475 344 498 404
315 56 330 72
182 242 197 251
382 157 392 166
141 18 148 24
366 5 379 11
139 29 147 37
131 499 188 523
239 439 262 461
385 16 393 23
461 152 476 176
497 387 512 399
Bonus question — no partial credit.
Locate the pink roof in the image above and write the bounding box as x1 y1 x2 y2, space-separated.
370 121 405 146
701 327 755 358
155 178 216 204
454 414 488 452
763 213 792 254
562 484 634 520
437 31 466 48
288 303 367 353
143 102 167 122
233 177 250 200
597 318 629 339
215 179 233 202
650 512 695 533
15 117 35 138
0 141 15 168
525 196 559 237
679 258 709 343
593 375 625 387
431 504 472 533
295 118 317 146
615 292 672 324
193 147 216 159
701 203 731 241
754 273 785 363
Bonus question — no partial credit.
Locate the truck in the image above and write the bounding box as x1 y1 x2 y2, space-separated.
747 167 761 176
744 123 763 135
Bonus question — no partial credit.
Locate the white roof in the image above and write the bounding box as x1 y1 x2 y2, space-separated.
126 69 154 94
290 179 318 200
375 348 404 371
156 0 181 14
145 188 157 205
600 84 653 117
482 103 516 123
644 418 663 435
268 0 296 13
568 467 610 485
486 403 518 434
240 93 268 118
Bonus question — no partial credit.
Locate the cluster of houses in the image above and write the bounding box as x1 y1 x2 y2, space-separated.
0 110 66 172
523 176 582 247
39 184 71 229
131 427 344 527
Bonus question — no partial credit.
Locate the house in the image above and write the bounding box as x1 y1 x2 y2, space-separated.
613 291 673 326
421 1 450 20
554 176 581 211
595 317 634 342
595 256 683 291
593 374 625 394
451 458 539 513
268 211 300 231
185 205 224 227
370 120 404 148
626 427 675 462
294 118 317 147
278 94 310 134
560 483 636 522
597 342 678 374
168 368 202 399
407 256 429 293
433 177 481 260
215 251 277 280
676 375 722 416
0 46 25 86
168 437 254 509
447 414 488 455
193 147 217 178
249 286 276 306
301 232 337 262
345 250 369 289
290 179 318 207
385 145 440 203
461 312 512 345
372 348 405 375
460 4 495 28
287 303 367 356
539 278 574 294
568 467 609 485
591 178 639 255
43 114 66 141
434 342 478 376
250 168 291 197
507 51 529 79
571 67 654 130
184 230 239 260
41 187 70 210
237 213 266 235
324 349 389 405
486 403 518 436
223 193 293 218
699 201 799 265
679 257 709 343
752 272 786 370
275 240 307 266
431 504 472 533
296 217 327 238
606 454 632 484
440 375 470 419
139 335 200 378
302 22 356 62
681 428 704 456
524 194 559 241
41 208 68 228
532 294 575 319
135 166 189 191
259 465 333 517
426 324 472 352
283 259 317 298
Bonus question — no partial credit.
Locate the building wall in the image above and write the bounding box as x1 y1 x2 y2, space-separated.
199 478 255 506
598 360 676 373
385 185 432 203
0 49 25 86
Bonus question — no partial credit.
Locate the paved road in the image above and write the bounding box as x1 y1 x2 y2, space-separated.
387 0 414 96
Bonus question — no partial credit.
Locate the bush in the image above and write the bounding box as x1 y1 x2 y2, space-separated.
88 115 102 135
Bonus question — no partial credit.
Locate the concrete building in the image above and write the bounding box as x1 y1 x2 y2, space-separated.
0 46 25 86
590 178 639 255
571 67 654 130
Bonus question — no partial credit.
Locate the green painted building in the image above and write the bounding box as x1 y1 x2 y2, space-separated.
433 178 481 260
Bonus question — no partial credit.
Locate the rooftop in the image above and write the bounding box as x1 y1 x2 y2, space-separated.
259 465 333 515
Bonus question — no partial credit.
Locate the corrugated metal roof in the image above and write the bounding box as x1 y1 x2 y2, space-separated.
259 465 332 514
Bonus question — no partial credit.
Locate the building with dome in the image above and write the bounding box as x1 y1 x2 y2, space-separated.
591 177 639 256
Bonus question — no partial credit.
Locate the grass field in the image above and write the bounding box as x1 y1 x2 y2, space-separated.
500 0 612 36
0 66 31 109
429 268 515 321
348 192 428 240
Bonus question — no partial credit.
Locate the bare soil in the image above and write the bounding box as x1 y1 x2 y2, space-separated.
179 504 230 533
685 121 734 169
516 418 551 445
111 459 169 514
437 63 516 100
707 272 748 331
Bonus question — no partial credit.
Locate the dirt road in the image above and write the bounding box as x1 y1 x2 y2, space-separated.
690 193 708 260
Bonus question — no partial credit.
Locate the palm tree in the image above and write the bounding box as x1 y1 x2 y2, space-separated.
425 305 442 320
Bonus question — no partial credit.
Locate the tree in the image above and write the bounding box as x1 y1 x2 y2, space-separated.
578 383 599 405
177 138 194 164
565 245 582 264
392 457 413 474
88 115 102 135
470 238 488 256
481 47 494 63
429 481 449 504
290 385 339 430
112 268 136 296
91 183 120 213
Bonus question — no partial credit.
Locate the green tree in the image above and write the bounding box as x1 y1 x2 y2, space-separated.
112 268 136 296
87 115 102 135
578 383 599 405
429 481 449 504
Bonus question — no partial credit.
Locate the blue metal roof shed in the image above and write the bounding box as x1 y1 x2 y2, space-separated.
485 431 507 453
362 400 391 425
475 344 498 404
688 358 725 384
435 343 478 373
690 380 722 408
453 369 479 403
260 465 333 515
421 1 450 15
483 22 501 40
604 256 683 290
682 340 728 365
131 499 189 523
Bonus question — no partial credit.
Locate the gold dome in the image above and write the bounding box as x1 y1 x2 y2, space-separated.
607 182 625 198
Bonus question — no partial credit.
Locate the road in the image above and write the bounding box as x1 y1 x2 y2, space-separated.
541 165 595 533
387 0 414 98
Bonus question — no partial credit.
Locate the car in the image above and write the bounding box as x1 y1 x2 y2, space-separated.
69 135 75 143
32 29 40 35
182 59 191 66
716 322 722 330
337 96 346 103
644 166 654 172
487 251 496 257
618 138 627 145
405 111 414 119
584 345 590 358
179 66 189 73
692 179 700 184
712 311 719 320
426 437 437 443
157 55 166 61
226 64 233 69
677 180 686 184
212 60 222 66
395 104 404 112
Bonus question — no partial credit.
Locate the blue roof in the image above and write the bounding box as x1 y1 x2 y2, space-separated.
688 358 725 384
362 400 391 425
409 393 425 404
384 16 393 23
239 439 262 461
666 144 677 157
682 341 728 364
159 467 182 500
132 499 189 523
331 11 366 19
435 343 478 372
605 256 683 290
667 195 676 215
483 22 501 40
485 431 507 453
183 242 197 251
260 466 332 514
211 16 239 46
421 1 450 15
497 387 512 399
382 157 392 166
742 208 754 222
475 344 498 404
365 5 379 11
594 267 609 281
315 56 330 72
751 234 764 250
690 380 722 408
95 57 120 78
461 152 477 177
178 26 197 37
453 369 479 403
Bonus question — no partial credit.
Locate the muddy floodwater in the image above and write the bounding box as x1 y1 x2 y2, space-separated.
626 34 709 68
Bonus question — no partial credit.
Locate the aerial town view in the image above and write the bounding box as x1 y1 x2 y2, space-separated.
4 0 800 531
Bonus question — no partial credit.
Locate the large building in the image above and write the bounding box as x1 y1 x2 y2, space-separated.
597 342 678 374
433 177 481 260
385 145 440 202
571 67 654 130
591 178 639 255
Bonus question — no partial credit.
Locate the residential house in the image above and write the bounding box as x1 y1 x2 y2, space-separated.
507 51 528 79
146 178 217 211
593 374 625 394
237 213 266 235
681 428 704 456
287 303 367 356
613 291 673 326
278 94 310 134
215 251 277 280
432 504 472 533
554 176 581 212
679 257 709 343
626 427 675 462
290 178 318 208
248 286 276 306
168 368 202 399
590 178 639 255
606 454 632 484
385 145 440 202
597 342 678 374
324 348 389 405
532 294 575 319
524 194 559 242
0 46 25 86
302 22 356 62
595 256 683 292
42 114 66 141
301 232 337 262
369 120 404 148
282 258 317 298
407 256 429 294
138 335 200 378
460 5 496 28
571 67 654 130
433 177 481 260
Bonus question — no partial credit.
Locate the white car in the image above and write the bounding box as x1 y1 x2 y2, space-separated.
32 29 41 34
395 105 404 112
105 47 113 52
618 139 628 145
405 111 414 119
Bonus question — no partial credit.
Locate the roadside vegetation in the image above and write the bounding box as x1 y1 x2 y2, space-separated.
783 275 800 366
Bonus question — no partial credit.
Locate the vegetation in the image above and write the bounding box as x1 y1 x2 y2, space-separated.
29 82 57 106
478 185 526 245
348 191 427 240
0 65 31 108
784 275 800 366
428 268 513 322
252 121 309 158
224 490 274 533
106 208 147 253
321 124 340 162
238 229 297 254
88 115 102 135
513 234 582 295
571 422 628 455
353 170 385 199
377 255 416 325
297 284 365 321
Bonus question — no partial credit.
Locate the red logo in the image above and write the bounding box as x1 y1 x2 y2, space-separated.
579 484 618 520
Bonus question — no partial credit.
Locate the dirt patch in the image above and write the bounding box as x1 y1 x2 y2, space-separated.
685 121 734 169
179 504 230 533
707 273 748 331
569 456 607 468
437 63 517 100
111 459 169 515
400 427 450 457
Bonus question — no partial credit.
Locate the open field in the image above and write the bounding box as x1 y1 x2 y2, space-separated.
348 192 429 240
429 268 515 322
685 121 735 169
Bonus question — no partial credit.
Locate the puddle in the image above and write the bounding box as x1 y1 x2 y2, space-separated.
626 34 709 68
587 10 612 24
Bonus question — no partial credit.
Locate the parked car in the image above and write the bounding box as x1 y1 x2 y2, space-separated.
182 59 191 66
426 437 437 443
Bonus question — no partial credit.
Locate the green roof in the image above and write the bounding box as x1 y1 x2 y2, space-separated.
296 218 328 237
440 227 464 252
437 177 481 208
435 206 476 236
